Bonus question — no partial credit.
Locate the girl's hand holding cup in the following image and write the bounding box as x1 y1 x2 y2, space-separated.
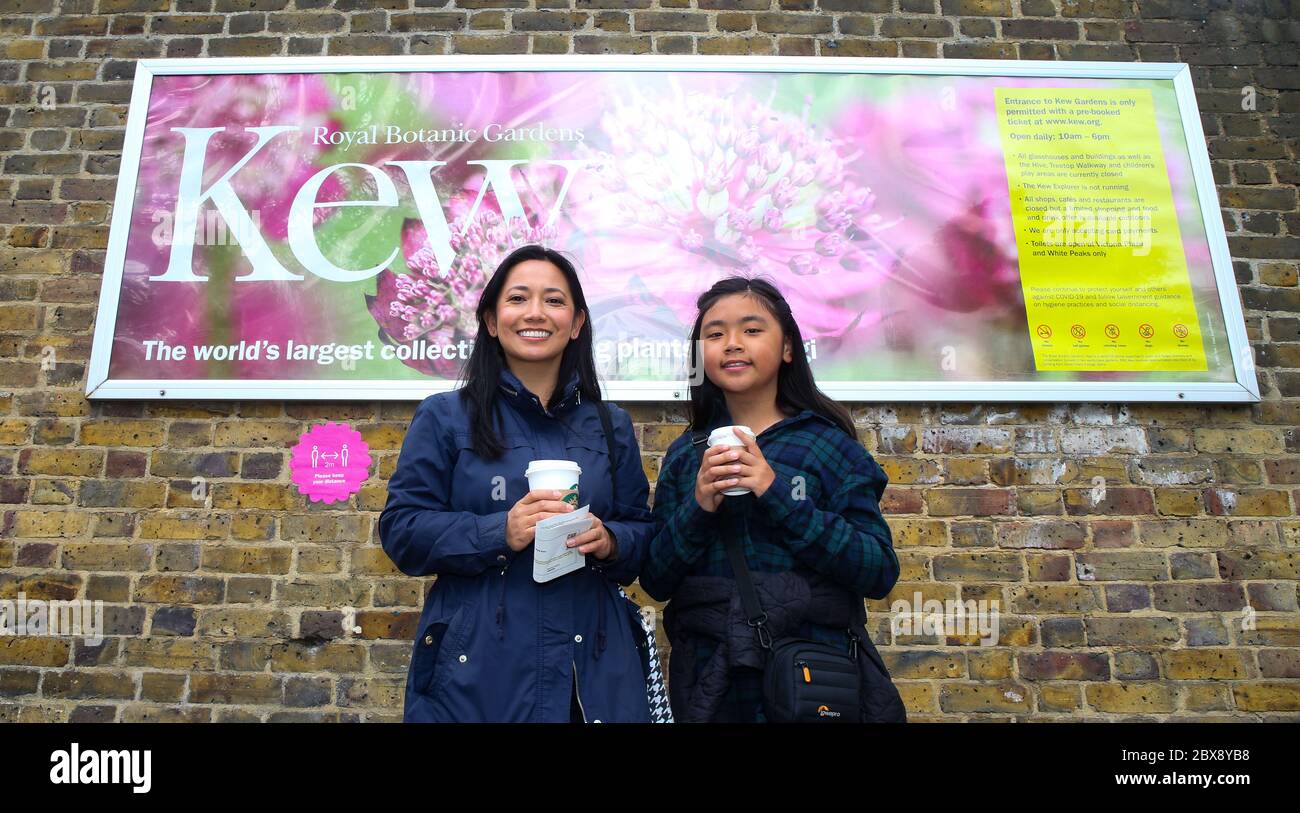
693 443 737 513
694 426 776 513
729 427 776 498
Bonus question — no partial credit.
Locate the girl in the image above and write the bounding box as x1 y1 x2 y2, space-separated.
640 276 902 723
380 245 656 722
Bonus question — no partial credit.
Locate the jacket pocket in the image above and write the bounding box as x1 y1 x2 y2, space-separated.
410 606 464 697
450 433 533 513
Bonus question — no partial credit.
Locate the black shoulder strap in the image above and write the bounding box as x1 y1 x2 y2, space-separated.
595 399 617 497
724 534 773 650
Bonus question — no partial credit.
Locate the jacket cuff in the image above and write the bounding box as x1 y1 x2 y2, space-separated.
473 511 514 565
588 525 620 568
755 473 800 526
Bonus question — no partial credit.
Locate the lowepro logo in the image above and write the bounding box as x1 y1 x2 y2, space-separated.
49 743 151 794
816 705 841 718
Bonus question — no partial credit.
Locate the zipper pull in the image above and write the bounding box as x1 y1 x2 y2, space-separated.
798 660 811 684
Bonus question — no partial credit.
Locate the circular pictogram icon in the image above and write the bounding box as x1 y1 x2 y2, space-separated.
1105 324 1120 340
1036 324 1053 340
1138 323 1154 339
1070 324 1086 340
1173 323 1189 339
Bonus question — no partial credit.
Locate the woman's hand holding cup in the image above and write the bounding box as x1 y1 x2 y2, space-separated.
506 490 575 552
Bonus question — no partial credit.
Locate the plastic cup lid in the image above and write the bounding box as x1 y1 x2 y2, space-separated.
525 459 582 477
709 425 753 444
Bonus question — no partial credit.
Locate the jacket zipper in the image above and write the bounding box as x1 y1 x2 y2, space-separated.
571 658 588 723
494 558 511 639
500 383 580 414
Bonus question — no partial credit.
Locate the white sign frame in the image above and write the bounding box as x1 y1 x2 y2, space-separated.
85 55 1257 403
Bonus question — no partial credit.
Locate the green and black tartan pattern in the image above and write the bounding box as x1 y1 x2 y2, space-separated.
642 409 900 722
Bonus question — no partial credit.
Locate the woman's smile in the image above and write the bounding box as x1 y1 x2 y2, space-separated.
486 258 586 378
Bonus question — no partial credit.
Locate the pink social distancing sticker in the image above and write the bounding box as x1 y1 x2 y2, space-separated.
290 422 371 504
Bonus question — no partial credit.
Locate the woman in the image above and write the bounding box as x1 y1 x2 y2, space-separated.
379 244 656 722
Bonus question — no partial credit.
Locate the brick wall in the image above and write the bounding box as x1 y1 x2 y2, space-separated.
0 0 1297 722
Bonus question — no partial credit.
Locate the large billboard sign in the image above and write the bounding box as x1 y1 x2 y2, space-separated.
87 56 1256 402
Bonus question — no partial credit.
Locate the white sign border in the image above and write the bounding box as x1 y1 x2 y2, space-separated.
85 55 1258 403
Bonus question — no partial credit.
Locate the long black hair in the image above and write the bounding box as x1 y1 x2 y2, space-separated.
457 244 603 460
686 276 857 441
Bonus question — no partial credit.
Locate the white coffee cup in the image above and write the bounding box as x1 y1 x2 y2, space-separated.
707 425 754 496
525 459 582 505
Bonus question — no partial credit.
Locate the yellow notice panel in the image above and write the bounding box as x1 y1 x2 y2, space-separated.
996 88 1207 371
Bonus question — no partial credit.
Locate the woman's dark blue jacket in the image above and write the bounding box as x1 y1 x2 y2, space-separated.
379 367 656 722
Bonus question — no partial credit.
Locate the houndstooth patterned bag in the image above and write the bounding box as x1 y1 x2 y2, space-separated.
595 401 672 723
621 586 674 723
